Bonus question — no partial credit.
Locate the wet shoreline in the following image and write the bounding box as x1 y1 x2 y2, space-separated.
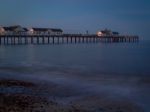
0 77 146 112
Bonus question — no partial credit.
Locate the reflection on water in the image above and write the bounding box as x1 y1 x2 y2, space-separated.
0 41 150 75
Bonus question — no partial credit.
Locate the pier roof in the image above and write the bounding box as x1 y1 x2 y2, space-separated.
3 25 27 32
32 28 63 32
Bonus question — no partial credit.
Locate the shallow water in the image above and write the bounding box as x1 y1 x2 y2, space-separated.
0 41 150 111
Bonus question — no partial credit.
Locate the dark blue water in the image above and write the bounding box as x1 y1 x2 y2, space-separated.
0 41 149 75
0 41 150 111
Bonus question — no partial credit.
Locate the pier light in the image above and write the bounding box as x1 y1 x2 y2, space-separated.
0 27 4 31
28 28 34 34
0 27 5 35
97 31 103 37
29 28 34 32
0 28 5 32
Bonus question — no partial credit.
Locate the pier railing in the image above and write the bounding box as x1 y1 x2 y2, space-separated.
0 34 139 45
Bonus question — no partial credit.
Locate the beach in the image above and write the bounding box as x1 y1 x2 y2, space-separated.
0 72 148 112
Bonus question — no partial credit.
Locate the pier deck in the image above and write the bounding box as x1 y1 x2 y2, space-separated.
0 35 139 45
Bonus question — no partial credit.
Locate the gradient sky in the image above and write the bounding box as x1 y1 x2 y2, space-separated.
0 0 150 39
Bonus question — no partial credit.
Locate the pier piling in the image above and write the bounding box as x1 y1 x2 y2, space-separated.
0 35 139 45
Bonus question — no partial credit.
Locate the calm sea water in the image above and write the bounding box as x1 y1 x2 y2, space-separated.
0 40 150 111
0 40 150 75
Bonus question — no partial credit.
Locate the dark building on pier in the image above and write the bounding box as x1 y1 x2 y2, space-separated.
0 25 27 35
28 28 63 35
0 25 63 35
97 29 119 36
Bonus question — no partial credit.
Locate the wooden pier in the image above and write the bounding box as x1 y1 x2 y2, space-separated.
0 35 139 45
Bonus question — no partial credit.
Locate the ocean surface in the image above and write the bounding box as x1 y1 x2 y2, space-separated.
0 40 150 111
0 40 149 76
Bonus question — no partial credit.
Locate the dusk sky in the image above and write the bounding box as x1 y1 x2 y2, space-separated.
0 0 150 39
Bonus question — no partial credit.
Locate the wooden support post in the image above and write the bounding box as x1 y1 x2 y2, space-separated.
95 37 97 43
17 37 19 44
62 37 64 44
13 37 15 45
52 37 54 44
5 37 7 45
10 37 12 45
0 37 1 45
19 37 21 45
4 37 6 45
6 36 8 45
66 37 68 43
97 37 99 43
71 37 72 43
79 37 81 43
20 37 22 44
25 37 28 44
31 37 33 44
57 37 59 44
81 37 83 43
86 37 88 43
36 37 39 44
106 38 108 43
75 37 77 43
24 37 25 44
129 38 131 42
42 37 44 44
18 37 20 45
92 37 94 43
94 37 97 43
48 37 50 44
89 37 91 43
91 37 93 43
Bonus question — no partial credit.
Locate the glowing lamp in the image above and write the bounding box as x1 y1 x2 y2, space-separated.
97 31 103 36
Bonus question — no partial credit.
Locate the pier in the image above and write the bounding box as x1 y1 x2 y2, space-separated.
0 35 139 45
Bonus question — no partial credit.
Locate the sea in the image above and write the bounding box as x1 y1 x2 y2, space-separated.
0 40 150 111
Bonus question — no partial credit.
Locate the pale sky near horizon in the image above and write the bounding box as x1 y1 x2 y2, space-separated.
0 0 150 39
